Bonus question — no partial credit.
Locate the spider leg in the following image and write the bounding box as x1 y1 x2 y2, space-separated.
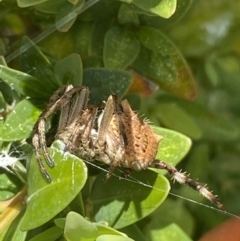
98 95 127 180
32 85 88 181
66 106 98 154
151 160 225 211
57 87 90 151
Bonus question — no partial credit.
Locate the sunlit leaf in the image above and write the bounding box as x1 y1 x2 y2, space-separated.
148 223 193 241
64 212 98 241
28 226 63 241
0 99 41 141
91 169 170 229
96 234 134 241
133 0 177 18
140 0 193 28
21 141 88 230
152 126 192 165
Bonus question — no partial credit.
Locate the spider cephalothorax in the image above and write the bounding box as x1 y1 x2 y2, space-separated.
32 85 225 211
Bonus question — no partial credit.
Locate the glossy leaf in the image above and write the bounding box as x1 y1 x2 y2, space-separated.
144 199 195 238
0 99 41 141
133 0 177 18
152 126 192 165
54 53 83 86
95 222 129 236
96 235 134 241
20 36 57 91
64 212 98 241
91 169 170 229
83 68 133 105
140 0 193 28
148 223 192 241
29 226 63 241
0 65 51 99
104 26 140 70
21 141 88 230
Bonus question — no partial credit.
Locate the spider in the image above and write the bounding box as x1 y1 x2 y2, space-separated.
32 85 225 211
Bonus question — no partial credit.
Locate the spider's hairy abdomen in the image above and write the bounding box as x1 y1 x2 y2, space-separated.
118 99 162 170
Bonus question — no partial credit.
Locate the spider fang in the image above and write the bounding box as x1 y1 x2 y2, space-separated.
32 85 225 211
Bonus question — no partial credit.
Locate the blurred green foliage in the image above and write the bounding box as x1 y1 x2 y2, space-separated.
0 0 240 240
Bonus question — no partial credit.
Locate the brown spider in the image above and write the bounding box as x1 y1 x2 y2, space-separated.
32 85 225 211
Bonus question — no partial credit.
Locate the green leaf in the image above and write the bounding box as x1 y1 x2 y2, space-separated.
17 0 48 7
20 141 88 230
147 223 192 241
83 68 133 105
96 235 134 241
160 53 196 100
137 27 176 55
152 126 192 165
0 99 41 141
90 19 113 57
20 36 57 91
64 212 98 241
91 169 170 229
178 101 240 142
54 53 83 86
0 65 52 99
133 0 177 18
0 173 21 201
55 1 84 32
156 102 202 140
133 46 176 83
118 4 139 26
144 199 195 238
73 22 93 57
104 26 140 70
95 222 129 236
34 0 65 14
140 0 193 28
29 226 63 241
